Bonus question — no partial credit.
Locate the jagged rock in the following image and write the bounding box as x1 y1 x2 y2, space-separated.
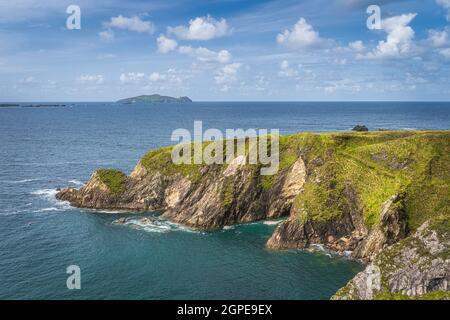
332 220 450 300
57 153 307 230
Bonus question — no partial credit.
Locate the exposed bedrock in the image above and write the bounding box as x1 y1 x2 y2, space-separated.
56 131 450 299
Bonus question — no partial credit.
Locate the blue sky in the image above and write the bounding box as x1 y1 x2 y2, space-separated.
1 0 450 101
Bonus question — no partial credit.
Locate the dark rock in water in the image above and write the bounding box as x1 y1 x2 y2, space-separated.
113 217 127 225
352 125 369 132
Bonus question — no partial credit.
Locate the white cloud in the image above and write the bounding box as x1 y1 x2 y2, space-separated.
178 45 232 64
168 15 230 40
105 15 155 34
437 0 450 21
214 63 242 84
157 35 178 53
323 79 362 94
21 76 36 84
349 40 365 52
119 72 146 84
364 13 417 59
278 60 298 77
77 74 104 84
99 29 115 41
119 70 192 86
276 18 329 49
148 72 166 82
439 48 450 59
428 28 449 47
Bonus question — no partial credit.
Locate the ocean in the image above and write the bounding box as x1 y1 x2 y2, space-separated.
1 101 449 299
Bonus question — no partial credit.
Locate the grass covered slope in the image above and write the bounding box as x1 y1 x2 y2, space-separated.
271 131 449 235
96 169 127 194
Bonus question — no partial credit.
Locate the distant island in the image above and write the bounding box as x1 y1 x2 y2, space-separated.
117 94 193 104
0 103 67 108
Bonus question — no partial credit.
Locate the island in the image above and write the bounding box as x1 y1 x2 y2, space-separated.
56 130 449 300
116 94 193 104
0 103 67 108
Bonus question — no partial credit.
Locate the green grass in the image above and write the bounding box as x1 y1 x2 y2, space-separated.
289 131 450 230
140 144 204 182
96 169 127 194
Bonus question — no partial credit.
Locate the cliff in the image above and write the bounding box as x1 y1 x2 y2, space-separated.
56 130 450 299
117 94 192 104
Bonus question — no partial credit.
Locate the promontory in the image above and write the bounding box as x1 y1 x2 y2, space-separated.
56 130 450 300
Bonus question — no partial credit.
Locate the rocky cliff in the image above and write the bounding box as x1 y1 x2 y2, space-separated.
56 130 450 299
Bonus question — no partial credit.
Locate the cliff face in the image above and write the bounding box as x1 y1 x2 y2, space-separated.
56 131 450 299
57 143 307 230
332 219 450 300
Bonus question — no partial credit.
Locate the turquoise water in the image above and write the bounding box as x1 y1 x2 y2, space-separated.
1 102 449 299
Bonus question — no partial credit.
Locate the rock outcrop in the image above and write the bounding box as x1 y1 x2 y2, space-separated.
56 130 450 299
58 146 307 230
332 219 450 300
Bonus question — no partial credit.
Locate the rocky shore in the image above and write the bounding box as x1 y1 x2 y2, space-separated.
56 130 449 300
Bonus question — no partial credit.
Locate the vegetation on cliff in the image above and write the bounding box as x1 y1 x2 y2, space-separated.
96 169 127 194
285 131 449 229
57 130 449 300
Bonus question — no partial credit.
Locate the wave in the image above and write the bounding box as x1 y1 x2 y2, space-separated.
31 188 58 198
34 207 60 213
263 219 284 225
307 244 354 259
0 209 28 216
1 178 40 184
31 188 72 211
68 179 84 187
113 216 199 234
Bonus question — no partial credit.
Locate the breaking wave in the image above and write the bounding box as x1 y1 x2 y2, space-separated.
113 216 199 234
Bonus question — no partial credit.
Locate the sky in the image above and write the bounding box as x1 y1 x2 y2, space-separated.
1 0 450 101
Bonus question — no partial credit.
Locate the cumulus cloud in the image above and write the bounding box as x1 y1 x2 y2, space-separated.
119 69 191 85
349 40 365 52
168 15 230 40
214 63 242 85
77 74 104 84
178 45 232 64
20 76 36 84
364 13 417 59
436 0 450 21
439 48 450 59
428 28 449 47
148 72 166 82
278 60 298 77
157 35 178 53
105 15 155 34
99 29 114 41
277 18 330 49
323 79 362 94
119 72 146 84
99 15 154 41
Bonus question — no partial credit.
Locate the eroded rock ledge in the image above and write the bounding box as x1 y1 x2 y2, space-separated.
56 131 450 299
